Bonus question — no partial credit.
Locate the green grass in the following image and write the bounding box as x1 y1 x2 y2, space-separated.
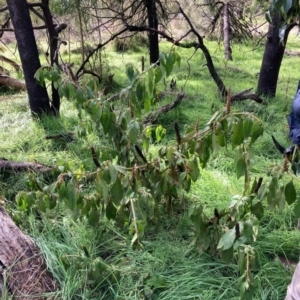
1 33 300 299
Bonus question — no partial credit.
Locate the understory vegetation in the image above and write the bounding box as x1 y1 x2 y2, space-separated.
1 34 300 300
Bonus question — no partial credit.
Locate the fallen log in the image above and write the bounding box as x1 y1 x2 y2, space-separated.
0 75 26 91
0 207 58 299
0 159 52 173
285 50 300 56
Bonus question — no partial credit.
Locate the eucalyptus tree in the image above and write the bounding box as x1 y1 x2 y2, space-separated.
6 0 52 117
4 0 66 116
257 0 298 96
196 0 260 60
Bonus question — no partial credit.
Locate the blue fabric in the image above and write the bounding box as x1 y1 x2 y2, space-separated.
289 81 300 145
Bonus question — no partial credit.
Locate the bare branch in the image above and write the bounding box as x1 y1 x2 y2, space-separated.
142 92 185 125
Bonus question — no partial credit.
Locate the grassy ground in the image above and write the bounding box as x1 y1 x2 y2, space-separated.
1 33 300 299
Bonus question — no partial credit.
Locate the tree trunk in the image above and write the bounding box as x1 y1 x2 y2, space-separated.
0 207 57 299
41 0 63 116
7 0 52 117
257 14 292 97
223 3 232 61
144 0 160 64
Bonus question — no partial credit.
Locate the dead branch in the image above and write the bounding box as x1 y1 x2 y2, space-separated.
76 27 128 78
142 92 185 125
0 66 10 75
102 74 114 95
90 146 101 168
0 55 21 72
231 88 264 103
45 132 75 141
0 207 57 299
0 159 52 173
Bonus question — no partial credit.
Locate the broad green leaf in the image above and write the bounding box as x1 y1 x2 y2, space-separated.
283 0 292 14
148 68 154 95
174 51 181 67
285 180 297 205
189 158 200 182
66 82 75 99
86 86 94 99
111 177 123 206
126 65 135 82
217 131 226 147
155 125 166 142
136 81 145 103
243 117 253 139
236 158 247 179
212 133 220 152
50 69 60 81
217 228 236 250
220 246 234 264
106 200 117 220
65 181 77 210
251 202 264 220
267 192 277 210
294 200 300 218
231 118 244 146
96 178 109 200
109 164 118 183
277 186 286 211
144 95 151 112
101 107 111 134
88 207 99 226
166 52 174 77
250 122 263 144
159 53 166 66
128 125 138 144
257 183 267 200
274 0 285 10
154 67 163 84
268 176 278 198
37 197 47 212
75 87 85 104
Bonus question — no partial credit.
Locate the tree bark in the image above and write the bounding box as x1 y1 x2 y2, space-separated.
41 0 65 116
257 14 293 97
223 2 232 61
0 207 57 299
7 0 52 117
144 0 160 64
